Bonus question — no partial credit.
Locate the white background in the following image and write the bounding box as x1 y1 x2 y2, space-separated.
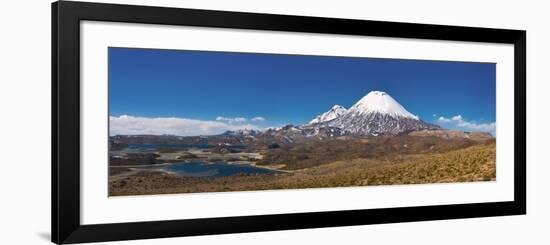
81 21 515 224
0 0 548 244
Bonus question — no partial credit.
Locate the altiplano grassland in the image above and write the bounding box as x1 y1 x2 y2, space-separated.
109 140 495 196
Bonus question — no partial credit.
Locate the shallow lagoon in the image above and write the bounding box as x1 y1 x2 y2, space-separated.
113 144 273 177
126 143 244 151
148 161 277 177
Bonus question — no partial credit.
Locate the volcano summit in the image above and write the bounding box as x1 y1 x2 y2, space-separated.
309 91 440 136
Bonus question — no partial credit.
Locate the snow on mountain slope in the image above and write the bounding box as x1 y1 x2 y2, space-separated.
349 91 418 119
222 129 262 136
309 105 347 124
262 91 439 138
322 91 439 136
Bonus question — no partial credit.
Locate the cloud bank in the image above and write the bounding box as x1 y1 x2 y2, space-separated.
110 115 261 136
215 116 247 123
251 117 266 122
215 116 267 123
437 114 496 133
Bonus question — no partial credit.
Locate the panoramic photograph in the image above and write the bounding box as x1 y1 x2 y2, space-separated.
108 47 496 196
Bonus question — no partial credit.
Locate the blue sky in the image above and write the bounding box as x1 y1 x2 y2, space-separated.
109 47 496 136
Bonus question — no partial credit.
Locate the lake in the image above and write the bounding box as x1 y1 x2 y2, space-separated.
147 161 278 177
127 143 245 150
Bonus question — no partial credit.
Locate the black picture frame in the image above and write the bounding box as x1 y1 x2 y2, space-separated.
52 1 526 244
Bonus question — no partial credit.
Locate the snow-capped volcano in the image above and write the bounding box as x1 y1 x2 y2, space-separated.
349 91 418 120
308 91 439 136
309 105 347 124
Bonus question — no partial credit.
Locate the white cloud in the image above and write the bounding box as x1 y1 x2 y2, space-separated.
215 116 247 123
110 115 261 136
456 120 496 132
437 116 452 123
436 114 495 134
451 115 463 121
251 116 266 122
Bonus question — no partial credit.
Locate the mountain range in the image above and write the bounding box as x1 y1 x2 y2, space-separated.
112 91 491 143
244 91 437 139
307 91 440 136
